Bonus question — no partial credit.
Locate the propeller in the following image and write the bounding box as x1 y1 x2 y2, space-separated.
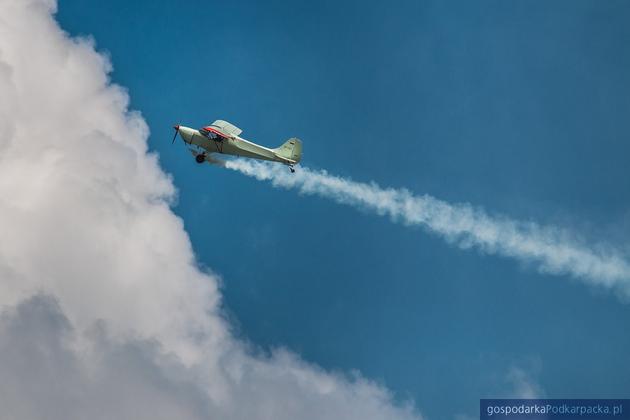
172 124 180 144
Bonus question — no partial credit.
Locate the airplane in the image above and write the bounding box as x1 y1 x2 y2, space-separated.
171 120 302 172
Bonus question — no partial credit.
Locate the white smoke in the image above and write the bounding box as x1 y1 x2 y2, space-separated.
225 160 630 299
0 0 421 419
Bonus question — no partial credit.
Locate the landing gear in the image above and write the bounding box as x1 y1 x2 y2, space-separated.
195 153 206 164
289 165 295 173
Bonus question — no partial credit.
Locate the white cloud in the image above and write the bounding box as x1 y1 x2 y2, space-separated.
0 295 419 420
455 365 544 420
0 1 421 419
505 366 544 399
226 160 630 300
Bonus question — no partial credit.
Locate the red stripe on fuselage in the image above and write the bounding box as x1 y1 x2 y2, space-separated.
201 126 233 139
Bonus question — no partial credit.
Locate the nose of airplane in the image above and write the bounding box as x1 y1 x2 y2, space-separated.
175 126 194 143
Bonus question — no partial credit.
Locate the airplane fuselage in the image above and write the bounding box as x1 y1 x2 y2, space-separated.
176 126 294 165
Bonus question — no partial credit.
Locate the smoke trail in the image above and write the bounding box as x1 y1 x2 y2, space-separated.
225 159 630 298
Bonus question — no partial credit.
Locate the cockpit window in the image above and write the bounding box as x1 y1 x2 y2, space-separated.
202 128 225 141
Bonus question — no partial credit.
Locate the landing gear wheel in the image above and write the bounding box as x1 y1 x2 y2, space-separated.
195 154 206 164
290 167 296 173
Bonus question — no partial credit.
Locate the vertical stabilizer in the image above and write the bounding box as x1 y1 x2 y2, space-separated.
274 138 302 163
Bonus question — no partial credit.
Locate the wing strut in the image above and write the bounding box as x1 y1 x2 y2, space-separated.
213 137 224 153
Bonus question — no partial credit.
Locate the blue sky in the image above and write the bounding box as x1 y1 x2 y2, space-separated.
58 1 630 418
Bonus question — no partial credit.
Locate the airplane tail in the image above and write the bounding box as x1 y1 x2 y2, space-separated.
273 137 302 163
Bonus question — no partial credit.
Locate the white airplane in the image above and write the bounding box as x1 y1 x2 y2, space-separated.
172 120 302 172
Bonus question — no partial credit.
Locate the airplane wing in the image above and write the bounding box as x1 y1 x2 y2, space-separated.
209 120 242 137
